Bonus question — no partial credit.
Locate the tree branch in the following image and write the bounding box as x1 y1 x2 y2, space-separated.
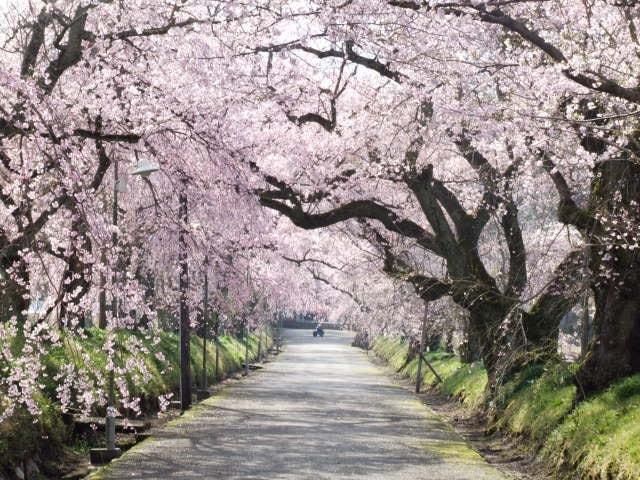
21 8 50 77
260 192 442 255
74 129 141 143
405 165 463 263
454 135 527 295
370 226 451 302
255 39 404 83
524 249 584 346
540 154 596 232
386 2 640 104
44 5 90 93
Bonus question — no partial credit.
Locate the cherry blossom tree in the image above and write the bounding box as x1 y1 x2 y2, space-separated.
214 1 580 387
2 0 639 427
0 0 291 421
382 0 640 393
209 0 639 393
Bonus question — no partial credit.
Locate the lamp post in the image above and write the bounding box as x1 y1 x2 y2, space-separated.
277 305 283 353
258 324 263 362
257 300 263 363
202 263 208 389
91 156 158 466
243 267 251 377
214 310 220 382
178 176 192 411
215 278 227 382
243 316 249 376
197 255 210 400
102 157 121 461
416 303 429 393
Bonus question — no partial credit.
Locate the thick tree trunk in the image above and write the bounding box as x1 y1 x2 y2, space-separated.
469 309 505 388
460 332 482 363
452 284 511 387
458 276 577 391
579 292 640 394
517 249 583 360
580 293 591 359
54 216 93 330
458 312 482 363
577 160 640 394
415 304 428 393
444 329 454 353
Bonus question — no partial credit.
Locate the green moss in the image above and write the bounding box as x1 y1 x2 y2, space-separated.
39 327 270 403
373 336 410 371
441 362 487 409
2 326 272 472
371 335 640 479
373 337 487 408
542 374 640 480
421 440 484 462
495 362 576 446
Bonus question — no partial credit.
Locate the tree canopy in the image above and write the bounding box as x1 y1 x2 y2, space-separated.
1 0 639 421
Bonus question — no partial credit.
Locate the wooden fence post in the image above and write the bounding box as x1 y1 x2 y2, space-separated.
416 303 429 393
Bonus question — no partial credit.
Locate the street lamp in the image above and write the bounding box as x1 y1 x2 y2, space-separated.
215 273 228 383
202 260 209 390
131 158 160 178
244 267 251 377
178 176 191 411
91 156 158 466
197 253 211 401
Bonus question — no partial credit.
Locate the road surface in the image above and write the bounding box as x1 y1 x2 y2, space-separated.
98 329 506 479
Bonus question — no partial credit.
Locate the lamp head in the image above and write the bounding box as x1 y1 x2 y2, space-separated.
131 159 160 178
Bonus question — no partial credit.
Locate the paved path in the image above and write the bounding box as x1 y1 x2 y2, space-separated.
98 329 507 479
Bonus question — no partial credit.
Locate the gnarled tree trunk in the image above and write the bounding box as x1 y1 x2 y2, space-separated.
577 160 640 394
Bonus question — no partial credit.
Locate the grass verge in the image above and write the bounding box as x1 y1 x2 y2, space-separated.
372 336 640 480
1 327 273 477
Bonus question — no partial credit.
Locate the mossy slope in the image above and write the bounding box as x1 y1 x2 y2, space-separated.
1 328 272 475
372 336 640 480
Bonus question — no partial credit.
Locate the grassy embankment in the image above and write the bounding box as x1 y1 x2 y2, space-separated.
0 327 273 475
373 336 640 480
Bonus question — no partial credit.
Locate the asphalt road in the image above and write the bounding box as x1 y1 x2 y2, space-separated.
98 329 507 479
